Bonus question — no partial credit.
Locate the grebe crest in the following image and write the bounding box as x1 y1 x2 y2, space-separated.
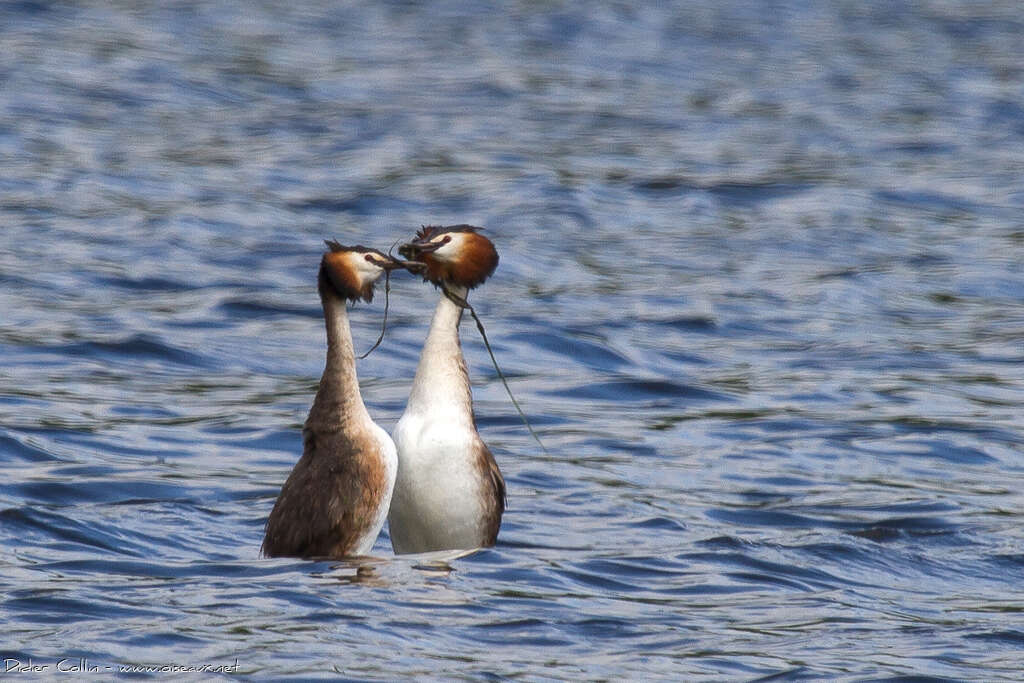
398 225 498 290
321 241 401 303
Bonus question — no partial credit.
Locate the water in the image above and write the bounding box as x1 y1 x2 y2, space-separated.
2 1 1023 679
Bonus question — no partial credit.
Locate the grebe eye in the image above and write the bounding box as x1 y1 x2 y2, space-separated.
364 254 374 262
441 235 451 244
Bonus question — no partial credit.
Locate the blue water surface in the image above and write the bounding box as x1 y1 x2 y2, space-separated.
1 1 1023 680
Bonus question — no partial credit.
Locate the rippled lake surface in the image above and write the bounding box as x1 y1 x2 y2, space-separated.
2 2 1023 680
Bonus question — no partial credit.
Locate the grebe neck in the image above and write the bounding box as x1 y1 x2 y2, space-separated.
405 284 472 419
308 293 371 427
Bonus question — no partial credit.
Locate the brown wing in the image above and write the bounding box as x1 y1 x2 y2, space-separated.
476 440 505 547
262 426 389 559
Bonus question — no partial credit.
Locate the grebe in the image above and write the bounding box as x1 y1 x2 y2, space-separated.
388 225 506 554
262 242 400 559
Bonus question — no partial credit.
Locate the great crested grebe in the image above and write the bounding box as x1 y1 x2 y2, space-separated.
262 241 401 559
388 225 505 554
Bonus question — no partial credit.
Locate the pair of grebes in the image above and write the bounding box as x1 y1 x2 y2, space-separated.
262 225 504 558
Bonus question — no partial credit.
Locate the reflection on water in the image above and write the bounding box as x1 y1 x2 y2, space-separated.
2 0 1024 679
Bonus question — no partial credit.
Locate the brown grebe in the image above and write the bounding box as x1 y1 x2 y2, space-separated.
262 242 401 559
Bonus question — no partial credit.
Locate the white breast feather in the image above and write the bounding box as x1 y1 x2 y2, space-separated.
389 404 485 553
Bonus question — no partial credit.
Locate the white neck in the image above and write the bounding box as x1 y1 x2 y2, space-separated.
405 286 473 425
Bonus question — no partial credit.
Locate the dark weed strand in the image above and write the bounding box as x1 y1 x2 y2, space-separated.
443 285 549 455
358 268 390 359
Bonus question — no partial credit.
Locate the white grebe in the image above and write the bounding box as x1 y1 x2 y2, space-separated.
388 225 505 554
262 242 400 559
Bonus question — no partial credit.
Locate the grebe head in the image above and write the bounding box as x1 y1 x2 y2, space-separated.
398 225 499 289
320 240 401 303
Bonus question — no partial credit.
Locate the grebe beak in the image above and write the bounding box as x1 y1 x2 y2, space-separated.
398 238 444 259
378 256 405 271
379 248 426 274
393 258 427 275
364 252 410 272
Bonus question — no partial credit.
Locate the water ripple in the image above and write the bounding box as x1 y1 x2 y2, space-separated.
1 1 1023 680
